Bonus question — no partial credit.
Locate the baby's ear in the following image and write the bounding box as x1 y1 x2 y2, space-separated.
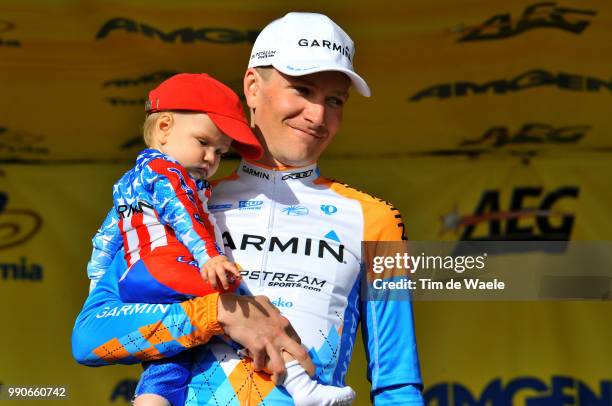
156 112 174 144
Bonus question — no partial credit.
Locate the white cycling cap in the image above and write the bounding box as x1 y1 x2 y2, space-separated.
248 12 371 97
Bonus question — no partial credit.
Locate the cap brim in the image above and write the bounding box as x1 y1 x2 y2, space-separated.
207 113 263 160
273 63 371 97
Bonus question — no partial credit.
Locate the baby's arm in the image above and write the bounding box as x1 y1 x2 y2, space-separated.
144 159 222 265
87 207 122 291
201 256 241 290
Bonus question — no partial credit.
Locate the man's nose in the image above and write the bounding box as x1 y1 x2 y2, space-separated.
303 101 325 127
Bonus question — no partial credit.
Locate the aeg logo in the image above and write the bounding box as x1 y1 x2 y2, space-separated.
456 2 596 42
439 186 579 241
96 18 259 44
460 123 590 148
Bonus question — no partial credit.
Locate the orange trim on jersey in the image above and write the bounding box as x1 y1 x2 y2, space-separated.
176 332 202 348
243 159 298 171
93 338 131 362
139 323 174 345
134 346 163 361
315 177 407 241
179 293 224 343
227 359 275 405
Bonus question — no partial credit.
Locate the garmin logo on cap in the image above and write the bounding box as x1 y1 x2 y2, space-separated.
297 38 352 62
251 50 276 60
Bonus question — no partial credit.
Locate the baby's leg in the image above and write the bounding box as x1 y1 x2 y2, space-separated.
118 247 221 406
132 350 194 406
280 351 356 406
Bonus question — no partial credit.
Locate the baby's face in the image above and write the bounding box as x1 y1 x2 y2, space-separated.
161 112 231 180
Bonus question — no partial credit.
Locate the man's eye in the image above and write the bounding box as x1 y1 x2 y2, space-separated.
198 139 208 146
215 150 225 157
294 86 310 95
327 97 344 107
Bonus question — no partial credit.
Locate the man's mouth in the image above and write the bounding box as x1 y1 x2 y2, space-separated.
287 123 324 139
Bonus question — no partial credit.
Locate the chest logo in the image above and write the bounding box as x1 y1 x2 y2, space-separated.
282 205 309 216
320 204 338 215
239 200 263 211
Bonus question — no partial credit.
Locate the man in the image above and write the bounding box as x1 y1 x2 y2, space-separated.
73 12 423 405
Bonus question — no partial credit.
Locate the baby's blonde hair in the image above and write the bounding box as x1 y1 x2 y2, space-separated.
142 112 166 147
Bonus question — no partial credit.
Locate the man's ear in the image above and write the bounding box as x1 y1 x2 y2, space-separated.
243 68 260 110
156 112 174 145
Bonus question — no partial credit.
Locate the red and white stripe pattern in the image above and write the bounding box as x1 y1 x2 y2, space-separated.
118 205 173 268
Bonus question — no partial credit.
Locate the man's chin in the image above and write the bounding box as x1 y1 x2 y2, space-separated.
275 155 316 168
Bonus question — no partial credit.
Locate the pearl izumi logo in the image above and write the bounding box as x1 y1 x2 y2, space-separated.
297 38 352 62
455 2 597 42
96 18 259 44
409 69 612 102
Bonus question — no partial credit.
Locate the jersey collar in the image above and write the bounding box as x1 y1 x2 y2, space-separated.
238 160 320 183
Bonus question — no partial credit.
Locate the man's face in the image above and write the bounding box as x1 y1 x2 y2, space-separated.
245 68 350 167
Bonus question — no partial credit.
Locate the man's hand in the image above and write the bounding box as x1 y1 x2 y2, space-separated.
217 293 315 382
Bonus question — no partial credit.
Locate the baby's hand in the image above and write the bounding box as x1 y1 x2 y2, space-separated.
201 255 241 291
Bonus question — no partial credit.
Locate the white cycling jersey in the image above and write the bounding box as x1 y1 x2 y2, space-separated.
188 160 422 405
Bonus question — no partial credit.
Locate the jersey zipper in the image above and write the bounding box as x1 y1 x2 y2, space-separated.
258 171 277 289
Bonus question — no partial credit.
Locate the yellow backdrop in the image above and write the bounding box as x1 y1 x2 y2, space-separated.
1 0 610 404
